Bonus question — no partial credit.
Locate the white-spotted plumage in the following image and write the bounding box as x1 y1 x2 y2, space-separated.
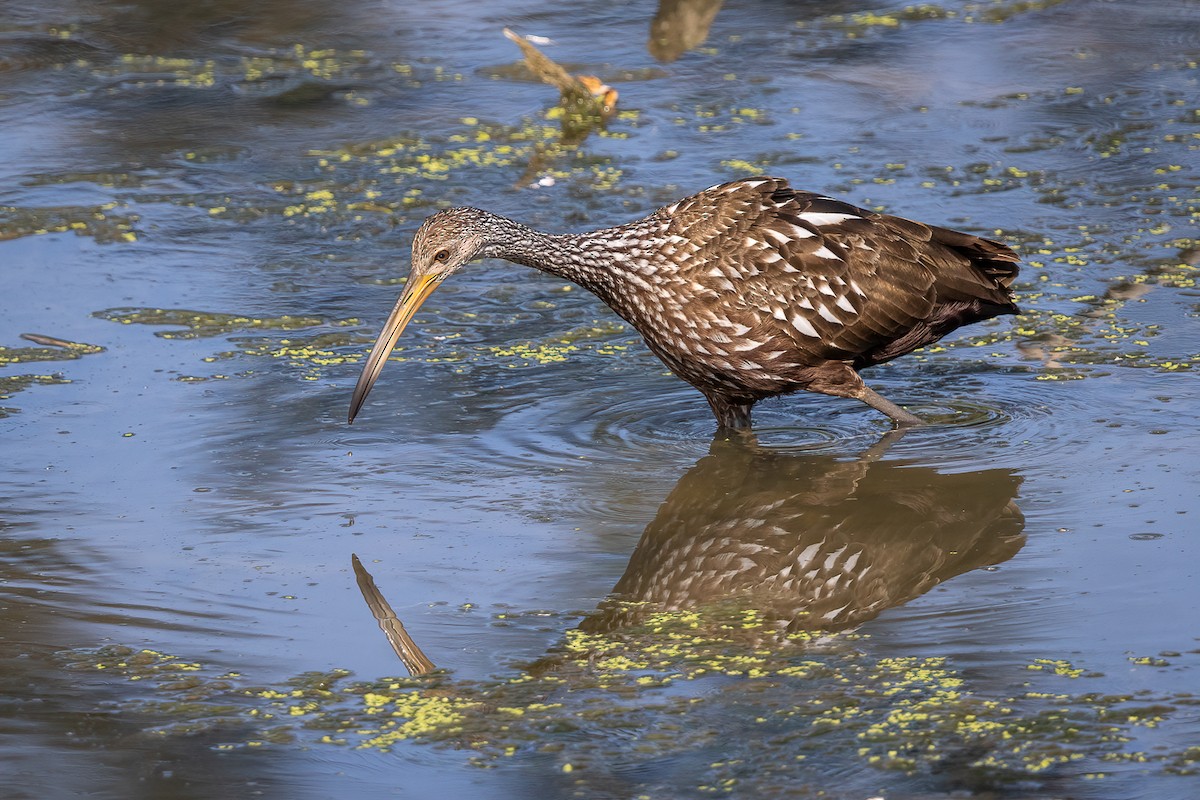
352 175 1021 430
799 212 859 227
574 443 1025 637
790 314 820 338
816 304 841 325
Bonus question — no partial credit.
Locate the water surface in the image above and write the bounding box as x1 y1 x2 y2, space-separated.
2 0 1199 797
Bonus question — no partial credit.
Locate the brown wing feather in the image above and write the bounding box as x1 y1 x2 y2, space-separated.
657 177 1019 370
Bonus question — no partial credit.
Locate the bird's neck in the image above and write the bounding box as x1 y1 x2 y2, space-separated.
481 213 665 308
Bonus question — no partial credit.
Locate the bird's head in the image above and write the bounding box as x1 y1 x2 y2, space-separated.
411 206 495 276
348 207 494 423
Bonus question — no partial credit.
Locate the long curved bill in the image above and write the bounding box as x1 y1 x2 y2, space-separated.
348 273 442 424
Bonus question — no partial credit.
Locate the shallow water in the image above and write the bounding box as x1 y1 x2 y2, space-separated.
2 0 1199 797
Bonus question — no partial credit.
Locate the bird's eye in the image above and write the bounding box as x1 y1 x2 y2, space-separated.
433 249 450 263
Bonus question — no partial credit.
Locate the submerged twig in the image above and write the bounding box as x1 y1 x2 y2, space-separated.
20 333 86 348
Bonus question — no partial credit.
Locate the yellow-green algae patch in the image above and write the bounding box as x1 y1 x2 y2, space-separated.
0 202 139 243
0 374 72 416
83 76 1200 388
225 331 373 381
0 337 105 366
0 335 106 416
802 0 1077 40
95 305 642 380
192 111 630 235
94 45 426 99
902 228 1200 378
94 307 349 339
74 56 617 235
55 607 1200 790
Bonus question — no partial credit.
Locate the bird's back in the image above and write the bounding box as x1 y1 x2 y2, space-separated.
649 177 1020 373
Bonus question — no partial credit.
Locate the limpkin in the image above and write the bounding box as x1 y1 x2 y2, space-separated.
348 176 1020 429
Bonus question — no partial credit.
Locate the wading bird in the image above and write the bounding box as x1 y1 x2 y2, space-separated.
348 177 1019 429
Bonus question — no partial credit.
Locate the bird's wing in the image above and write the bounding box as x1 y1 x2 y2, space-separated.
656 177 1017 363
655 178 930 360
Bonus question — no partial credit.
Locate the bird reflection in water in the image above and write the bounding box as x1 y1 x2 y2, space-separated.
354 433 1023 671
352 554 436 674
582 433 1024 636
649 0 725 63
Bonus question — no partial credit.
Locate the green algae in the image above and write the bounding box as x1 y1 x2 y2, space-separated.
94 304 641 380
54 608 1200 793
225 331 371 381
28 21 1199 398
914 232 1200 376
484 341 578 366
180 112 627 235
0 374 71 416
0 336 105 366
94 45 442 100
0 334 106 415
0 202 139 243
93 307 347 339
803 0 1077 38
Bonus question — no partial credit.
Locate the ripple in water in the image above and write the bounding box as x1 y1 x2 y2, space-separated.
885 370 1106 471
340 354 1124 487
477 379 710 467
476 363 1065 445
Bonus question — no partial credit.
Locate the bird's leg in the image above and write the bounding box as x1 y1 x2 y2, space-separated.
709 427 761 451
856 385 924 426
705 394 755 430
805 363 924 426
859 427 910 461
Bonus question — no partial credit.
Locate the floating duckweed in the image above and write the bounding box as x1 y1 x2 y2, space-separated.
0 337 105 366
0 334 107 413
258 114 623 228
810 0 1072 39
1129 655 1172 667
1028 658 1086 678
721 158 767 174
484 341 578 366
0 202 139 243
94 308 332 339
0 374 71 410
51 593 1200 792
100 46 379 95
